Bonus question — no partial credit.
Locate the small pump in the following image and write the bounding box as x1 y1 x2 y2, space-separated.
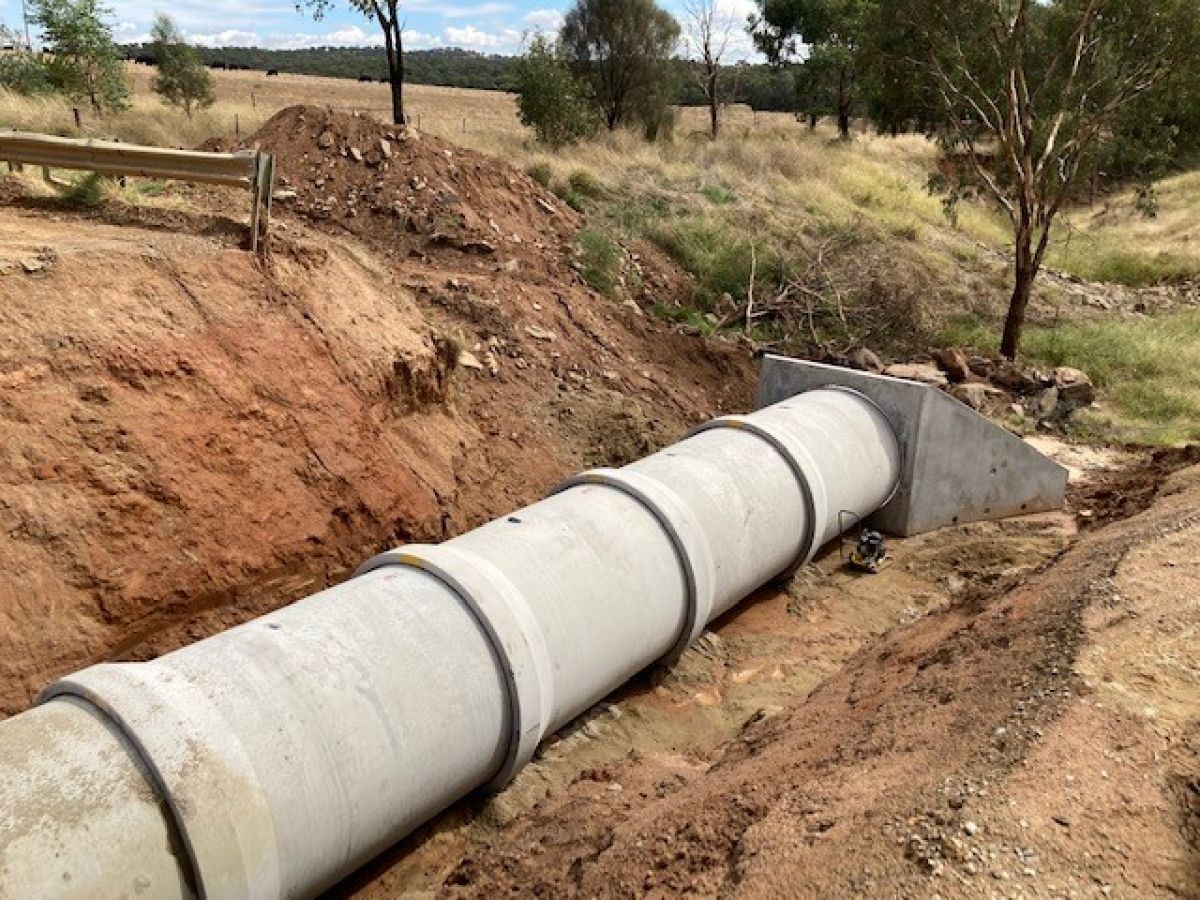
839 511 892 574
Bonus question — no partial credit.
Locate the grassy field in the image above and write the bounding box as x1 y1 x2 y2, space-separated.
2 64 1198 445
0 64 524 151
941 310 1200 445
1049 171 1200 286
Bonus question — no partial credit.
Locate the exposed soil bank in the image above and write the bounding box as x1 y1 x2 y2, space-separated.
0 202 751 716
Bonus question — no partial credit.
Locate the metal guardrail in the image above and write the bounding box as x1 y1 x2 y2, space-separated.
0 131 276 251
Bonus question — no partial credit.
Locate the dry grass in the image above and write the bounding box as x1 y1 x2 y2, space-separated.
1 64 523 153
4 65 1198 443
1049 172 1200 285
516 120 1019 353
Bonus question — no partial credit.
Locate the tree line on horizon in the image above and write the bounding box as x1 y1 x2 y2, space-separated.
113 44 800 114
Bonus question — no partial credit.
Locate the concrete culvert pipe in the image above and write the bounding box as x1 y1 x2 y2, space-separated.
0 388 900 900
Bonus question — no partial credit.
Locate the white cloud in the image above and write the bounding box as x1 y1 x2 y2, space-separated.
394 1 513 18
192 29 264 48
441 24 522 52
252 25 386 50
521 8 564 33
442 3 514 19
112 21 150 43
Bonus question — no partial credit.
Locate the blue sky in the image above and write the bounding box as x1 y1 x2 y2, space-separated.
0 0 761 58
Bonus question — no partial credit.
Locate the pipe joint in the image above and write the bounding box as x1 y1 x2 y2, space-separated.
354 544 554 787
40 664 281 900
553 468 717 660
687 415 825 578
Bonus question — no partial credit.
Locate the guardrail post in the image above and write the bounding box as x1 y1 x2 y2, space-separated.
248 151 276 253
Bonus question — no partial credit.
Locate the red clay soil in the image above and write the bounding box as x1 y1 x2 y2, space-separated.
1069 444 1200 530
0 111 754 714
252 106 581 266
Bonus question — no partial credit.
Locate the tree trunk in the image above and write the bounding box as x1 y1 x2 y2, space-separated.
382 22 405 125
708 80 719 138
835 66 852 140
1001 215 1035 359
808 112 817 130
837 107 850 139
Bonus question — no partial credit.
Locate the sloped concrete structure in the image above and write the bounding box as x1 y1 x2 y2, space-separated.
757 355 1069 536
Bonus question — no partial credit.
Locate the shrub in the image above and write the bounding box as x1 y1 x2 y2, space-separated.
0 48 54 95
700 184 735 205
527 161 554 188
575 228 621 295
60 172 106 206
567 169 611 200
151 14 215 119
514 35 598 148
32 0 129 113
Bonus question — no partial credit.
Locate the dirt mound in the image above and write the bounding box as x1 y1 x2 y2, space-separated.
252 106 580 264
0 160 754 716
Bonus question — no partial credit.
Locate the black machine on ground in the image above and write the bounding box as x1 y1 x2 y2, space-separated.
839 511 892 574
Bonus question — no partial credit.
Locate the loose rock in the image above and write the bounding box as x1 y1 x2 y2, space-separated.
884 363 948 387
848 347 885 374
933 347 971 383
1053 366 1095 406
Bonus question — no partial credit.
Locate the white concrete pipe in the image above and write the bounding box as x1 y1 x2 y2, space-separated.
0 388 900 900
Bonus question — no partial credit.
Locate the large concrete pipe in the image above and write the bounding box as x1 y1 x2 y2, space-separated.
0 387 901 899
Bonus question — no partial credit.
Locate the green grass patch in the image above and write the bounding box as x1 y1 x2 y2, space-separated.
936 312 996 350
567 169 612 201
649 216 781 310
950 244 981 265
575 227 621 296
938 310 1200 445
131 179 169 198
700 184 735 205
1049 236 1200 287
59 172 106 207
650 302 716 335
527 161 553 188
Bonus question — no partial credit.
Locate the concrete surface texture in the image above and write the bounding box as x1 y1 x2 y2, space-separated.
757 355 1069 536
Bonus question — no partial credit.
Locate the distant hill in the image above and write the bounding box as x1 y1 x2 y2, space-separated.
119 44 798 112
